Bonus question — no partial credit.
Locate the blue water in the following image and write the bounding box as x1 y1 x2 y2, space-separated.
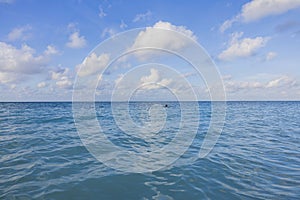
0 102 299 199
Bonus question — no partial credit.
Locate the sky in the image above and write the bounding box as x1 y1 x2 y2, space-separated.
1 0 300 101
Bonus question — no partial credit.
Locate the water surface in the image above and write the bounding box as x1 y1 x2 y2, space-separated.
0 102 299 199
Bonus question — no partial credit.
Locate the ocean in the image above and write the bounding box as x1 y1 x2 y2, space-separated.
0 101 299 199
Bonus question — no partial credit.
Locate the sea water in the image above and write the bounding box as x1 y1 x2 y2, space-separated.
0 102 299 199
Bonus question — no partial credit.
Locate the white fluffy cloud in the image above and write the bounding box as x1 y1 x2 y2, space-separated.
7 25 31 41
218 32 269 61
66 31 87 49
113 68 197 101
0 42 60 89
44 45 59 55
241 0 300 22
220 0 300 32
51 68 68 80
139 68 172 90
0 42 48 74
130 21 196 60
76 53 110 77
56 77 72 88
133 21 196 48
50 68 73 89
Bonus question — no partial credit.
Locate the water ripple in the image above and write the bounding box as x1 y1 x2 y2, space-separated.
0 102 299 199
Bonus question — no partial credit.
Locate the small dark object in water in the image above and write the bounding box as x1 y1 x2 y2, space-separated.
164 104 168 107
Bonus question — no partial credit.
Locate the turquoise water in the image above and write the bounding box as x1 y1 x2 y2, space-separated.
0 102 299 199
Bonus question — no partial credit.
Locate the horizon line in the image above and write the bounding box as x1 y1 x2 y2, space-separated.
0 100 300 103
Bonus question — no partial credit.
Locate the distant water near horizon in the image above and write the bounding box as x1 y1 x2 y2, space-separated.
1 101 299 199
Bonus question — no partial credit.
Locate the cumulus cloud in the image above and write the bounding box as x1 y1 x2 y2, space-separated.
220 0 300 32
7 25 31 41
56 77 72 88
66 31 87 49
50 68 68 80
50 68 73 89
76 53 110 77
134 21 196 46
218 32 269 61
44 45 59 55
0 42 49 74
139 68 172 90
113 67 198 101
129 21 196 60
0 42 61 89
133 10 152 22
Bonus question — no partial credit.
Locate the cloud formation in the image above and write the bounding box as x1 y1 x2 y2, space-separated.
220 0 300 32
139 68 172 90
7 25 31 41
66 31 87 49
44 45 59 56
224 74 299 99
130 21 196 60
0 42 60 89
76 53 110 77
133 10 152 22
241 0 300 22
218 32 269 61
98 6 107 18
101 28 115 38
50 68 73 89
266 75 296 88
0 42 48 74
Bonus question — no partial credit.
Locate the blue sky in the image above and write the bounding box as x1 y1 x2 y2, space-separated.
0 0 300 101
